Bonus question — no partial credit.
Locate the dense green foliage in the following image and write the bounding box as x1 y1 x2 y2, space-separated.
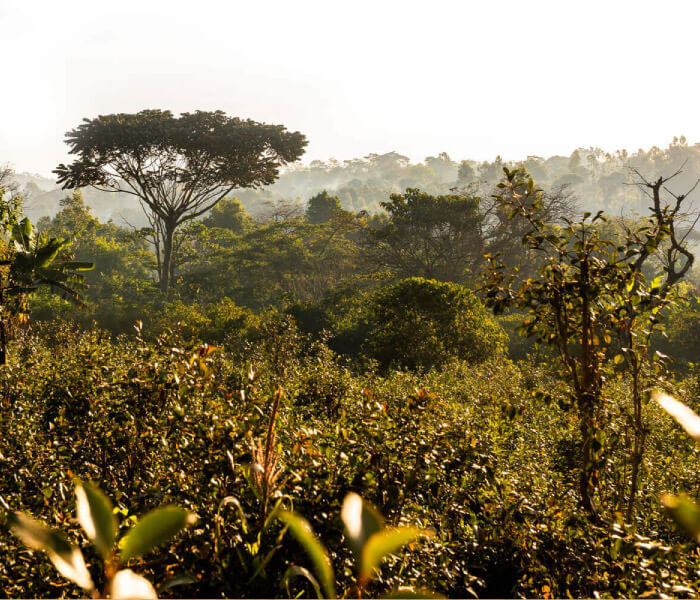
364 189 482 282
305 191 343 225
1 146 699 598
0 324 698 598
363 278 506 370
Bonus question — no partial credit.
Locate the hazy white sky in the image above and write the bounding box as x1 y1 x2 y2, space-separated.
1 0 698 177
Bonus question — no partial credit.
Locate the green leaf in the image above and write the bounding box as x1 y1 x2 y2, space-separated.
110 569 157 599
360 527 432 581
19 217 33 238
282 565 323 599
8 512 94 591
33 238 63 268
156 574 196 595
662 493 700 541
340 492 384 558
120 506 195 562
75 480 117 558
53 261 95 271
8 511 72 553
654 391 700 441
12 218 33 249
278 511 336 599
649 274 663 290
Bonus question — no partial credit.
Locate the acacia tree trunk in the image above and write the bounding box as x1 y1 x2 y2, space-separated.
169 247 176 286
159 221 176 294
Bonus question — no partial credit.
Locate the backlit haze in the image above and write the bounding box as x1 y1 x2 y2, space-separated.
1 0 698 177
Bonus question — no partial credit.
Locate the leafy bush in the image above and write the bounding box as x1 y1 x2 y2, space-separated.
362 277 506 370
146 298 257 344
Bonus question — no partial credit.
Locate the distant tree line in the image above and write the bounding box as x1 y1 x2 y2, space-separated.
12 137 700 240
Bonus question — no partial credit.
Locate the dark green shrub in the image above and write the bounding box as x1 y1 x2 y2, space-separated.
363 277 506 370
305 190 343 224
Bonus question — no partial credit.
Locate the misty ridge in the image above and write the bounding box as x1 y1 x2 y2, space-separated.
11 136 700 237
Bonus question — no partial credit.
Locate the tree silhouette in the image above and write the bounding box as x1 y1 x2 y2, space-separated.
55 110 306 292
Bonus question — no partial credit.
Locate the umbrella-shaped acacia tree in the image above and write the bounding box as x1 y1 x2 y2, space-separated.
55 110 307 292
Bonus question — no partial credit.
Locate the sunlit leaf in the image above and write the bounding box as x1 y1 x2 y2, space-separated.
12 218 33 249
278 511 336 599
120 507 195 562
34 239 63 268
75 480 116 557
47 545 94 592
360 527 432 581
662 493 700 541
110 569 158 599
8 512 94 591
341 492 383 557
53 261 95 271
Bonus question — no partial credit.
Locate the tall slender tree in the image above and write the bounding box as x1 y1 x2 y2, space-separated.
55 110 306 292
483 166 696 520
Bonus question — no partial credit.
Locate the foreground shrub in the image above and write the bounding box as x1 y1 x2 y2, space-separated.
9 481 194 599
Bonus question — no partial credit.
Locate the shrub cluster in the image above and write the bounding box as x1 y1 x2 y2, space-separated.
0 322 698 598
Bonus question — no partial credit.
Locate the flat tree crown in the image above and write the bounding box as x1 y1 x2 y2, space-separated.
54 109 307 208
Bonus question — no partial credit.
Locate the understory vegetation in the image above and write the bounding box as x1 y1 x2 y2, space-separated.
1 131 699 598
1 323 699 598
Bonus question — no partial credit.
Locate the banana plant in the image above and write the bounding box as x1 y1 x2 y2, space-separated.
278 492 436 598
654 391 700 541
8 481 196 599
7 217 93 303
0 201 93 364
